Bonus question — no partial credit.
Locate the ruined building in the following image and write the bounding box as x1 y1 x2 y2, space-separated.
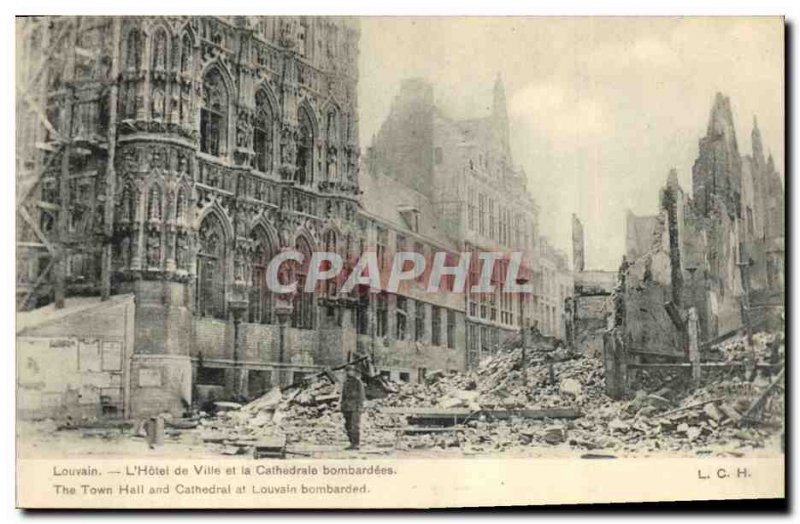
365 76 573 369
569 214 616 356
618 93 784 361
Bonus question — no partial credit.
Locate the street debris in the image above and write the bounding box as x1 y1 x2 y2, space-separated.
26 329 781 459
171 329 784 458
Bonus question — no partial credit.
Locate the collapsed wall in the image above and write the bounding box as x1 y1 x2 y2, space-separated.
620 173 745 358
618 94 784 361
571 271 615 357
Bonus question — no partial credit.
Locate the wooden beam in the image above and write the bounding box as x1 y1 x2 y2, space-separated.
19 257 55 309
18 89 63 143
483 407 582 420
664 300 685 331
18 205 56 254
742 367 784 421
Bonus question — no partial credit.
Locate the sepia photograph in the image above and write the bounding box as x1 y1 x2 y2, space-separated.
14 14 785 508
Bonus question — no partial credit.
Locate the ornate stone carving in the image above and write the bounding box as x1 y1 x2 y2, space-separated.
146 228 162 268
176 232 190 271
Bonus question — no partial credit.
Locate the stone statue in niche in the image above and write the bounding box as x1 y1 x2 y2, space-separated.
150 149 162 172
136 146 148 172
151 88 165 121
119 235 131 268
234 256 244 282
175 232 188 270
178 153 189 176
123 83 137 119
147 186 162 221
235 216 247 238
146 229 161 268
175 190 187 224
326 145 338 183
207 166 219 187
118 188 132 222
280 125 296 165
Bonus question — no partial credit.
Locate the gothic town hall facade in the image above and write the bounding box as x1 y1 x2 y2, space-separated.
17 16 561 419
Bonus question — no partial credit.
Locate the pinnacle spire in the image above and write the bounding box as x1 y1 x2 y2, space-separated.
666 168 680 190
708 93 732 133
705 92 739 154
492 72 511 161
752 114 764 162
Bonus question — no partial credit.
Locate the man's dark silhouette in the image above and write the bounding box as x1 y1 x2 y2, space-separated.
340 365 366 450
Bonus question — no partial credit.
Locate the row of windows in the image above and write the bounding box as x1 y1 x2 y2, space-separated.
125 19 355 76
535 303 561 337
198 68 351 185
195 213 315 329
356 293 456 348
466 185 534 250
466 323 501 368
123 27 352 185
196 212 460 345
387 297 456 348
254 18 354 64
371 295 450 347
124 27 192 75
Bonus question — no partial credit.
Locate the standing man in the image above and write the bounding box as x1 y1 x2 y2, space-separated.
340 365 366 450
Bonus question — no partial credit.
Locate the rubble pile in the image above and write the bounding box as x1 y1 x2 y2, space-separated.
192 376 350 454
709 331 785 365
190 331 784 457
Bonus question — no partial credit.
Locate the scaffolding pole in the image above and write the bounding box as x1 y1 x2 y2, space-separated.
53 17 79 309
101 16 121 301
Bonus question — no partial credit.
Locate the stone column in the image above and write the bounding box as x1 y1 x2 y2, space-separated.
230 298 248 399
274 293 294 386
687 307 701 386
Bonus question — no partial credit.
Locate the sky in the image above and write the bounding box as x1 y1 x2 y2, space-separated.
357 17 784 270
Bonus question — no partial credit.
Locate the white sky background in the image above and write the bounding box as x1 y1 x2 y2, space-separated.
357 17 784 271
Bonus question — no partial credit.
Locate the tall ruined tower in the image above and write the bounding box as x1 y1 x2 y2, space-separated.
692 92 743 219
741 115 784 293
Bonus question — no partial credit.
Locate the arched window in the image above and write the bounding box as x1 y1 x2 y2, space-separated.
325 110 339 182
200 68 228 157
152 28 168 71
180 33 193 74
125 29 142 71
343 232 354 267
253 90 274 173
248 227 273 324
292 237 313 329
295 108 314 185
197 213 226 319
